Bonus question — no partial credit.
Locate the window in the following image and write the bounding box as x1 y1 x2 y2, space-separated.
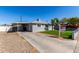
37 24 41 27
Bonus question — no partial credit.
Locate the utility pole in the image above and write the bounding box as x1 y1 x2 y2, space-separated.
17 16 22 32
20 16 22 22
59 24 61 38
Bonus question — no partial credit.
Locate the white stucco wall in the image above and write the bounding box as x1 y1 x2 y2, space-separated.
32 24 46 32
0 26 12 32
48 25 52 30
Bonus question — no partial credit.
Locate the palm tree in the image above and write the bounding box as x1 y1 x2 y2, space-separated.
51 18 59 30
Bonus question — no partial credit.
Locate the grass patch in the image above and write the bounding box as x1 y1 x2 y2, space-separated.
61 31 72 39
40 30 73 39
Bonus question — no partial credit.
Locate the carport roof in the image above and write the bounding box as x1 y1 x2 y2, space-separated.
12 22 49 25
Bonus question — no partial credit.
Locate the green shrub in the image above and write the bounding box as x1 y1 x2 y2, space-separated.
41 30 72 39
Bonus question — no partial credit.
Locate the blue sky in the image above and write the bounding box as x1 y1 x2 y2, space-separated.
0 6 79 24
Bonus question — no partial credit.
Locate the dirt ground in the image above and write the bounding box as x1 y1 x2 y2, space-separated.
0 32 38 53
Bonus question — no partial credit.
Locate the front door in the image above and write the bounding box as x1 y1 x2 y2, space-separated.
23 26 27 31
45 25 48 30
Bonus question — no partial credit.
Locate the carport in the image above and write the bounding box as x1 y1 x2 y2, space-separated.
12 22 32 32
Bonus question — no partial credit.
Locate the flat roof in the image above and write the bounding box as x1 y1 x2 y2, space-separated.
12 22 49 25
12 19 51 25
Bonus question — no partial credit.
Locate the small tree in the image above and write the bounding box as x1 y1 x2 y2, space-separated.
60 18 69 24
69 17 79 24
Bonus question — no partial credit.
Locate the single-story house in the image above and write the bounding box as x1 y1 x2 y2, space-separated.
0 19 52 32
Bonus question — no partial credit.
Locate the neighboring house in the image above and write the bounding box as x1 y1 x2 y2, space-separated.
0 19 52 32
0 24 12 32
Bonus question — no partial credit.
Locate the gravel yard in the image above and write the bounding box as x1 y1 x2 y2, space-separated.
0 32 38 53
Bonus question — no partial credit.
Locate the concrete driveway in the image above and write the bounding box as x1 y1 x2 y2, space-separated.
18 32 77 53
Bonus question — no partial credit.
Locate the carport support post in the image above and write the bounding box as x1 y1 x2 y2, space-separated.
17 24 18 32
17 24 19 32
